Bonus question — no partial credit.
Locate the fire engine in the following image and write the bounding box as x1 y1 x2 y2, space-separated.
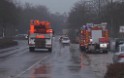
28 20 53 52
80 23 109 53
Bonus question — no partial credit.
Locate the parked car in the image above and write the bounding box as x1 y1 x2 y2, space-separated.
113 44 124 63
61 37 70 44
115 38 124 51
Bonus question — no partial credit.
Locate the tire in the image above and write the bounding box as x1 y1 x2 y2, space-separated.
48 48 52 52
29 47 35 52
80 46 86 52
103 50 108 53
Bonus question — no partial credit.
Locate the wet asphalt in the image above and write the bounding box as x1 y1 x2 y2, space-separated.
0 36 113 78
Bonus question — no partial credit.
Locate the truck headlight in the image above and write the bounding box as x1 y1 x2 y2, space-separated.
100 43 107 48
90 39 93 42
29 38 35 44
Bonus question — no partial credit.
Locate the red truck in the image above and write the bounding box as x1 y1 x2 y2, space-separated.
80 23 109 53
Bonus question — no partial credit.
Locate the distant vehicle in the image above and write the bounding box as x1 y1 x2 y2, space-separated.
113 44 124 63
15 34 28 39
61 37 70 44
28 20 53 52
25 34 28 39
59 36 63 42
115 38 124 51
79 23 109 53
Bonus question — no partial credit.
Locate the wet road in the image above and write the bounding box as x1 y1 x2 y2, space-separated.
0 37 113 78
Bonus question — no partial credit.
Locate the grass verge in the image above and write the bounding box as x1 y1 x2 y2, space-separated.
105 63 124 78
0 38 18 49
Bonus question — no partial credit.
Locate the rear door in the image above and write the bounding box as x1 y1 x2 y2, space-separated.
92 30 102 44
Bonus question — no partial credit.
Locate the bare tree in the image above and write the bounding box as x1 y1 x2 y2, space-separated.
0 0 19 37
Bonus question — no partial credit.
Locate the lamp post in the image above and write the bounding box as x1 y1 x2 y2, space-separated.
2 26 5 38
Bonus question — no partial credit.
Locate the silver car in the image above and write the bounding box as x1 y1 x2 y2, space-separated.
61 37 70 44
113 44 124 63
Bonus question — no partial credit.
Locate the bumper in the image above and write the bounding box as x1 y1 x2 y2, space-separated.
87 46 108 53
29 44 52 48
62 41 70 44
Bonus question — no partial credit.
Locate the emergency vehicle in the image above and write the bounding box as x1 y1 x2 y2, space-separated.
28 20 53 52
80 23 109 53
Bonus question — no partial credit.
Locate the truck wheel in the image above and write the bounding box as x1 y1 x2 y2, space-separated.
48 48 52 52
29 47 35 52
103 50 108 53
80 46 86 51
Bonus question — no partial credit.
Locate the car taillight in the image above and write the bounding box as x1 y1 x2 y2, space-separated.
118 55 124 58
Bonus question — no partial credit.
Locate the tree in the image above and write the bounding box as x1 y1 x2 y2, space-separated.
17 3 66 34
101 2 124 37
49 12 67 34
68 1 96 29
0 0 19 37
68 0 124 38
17 3 51 34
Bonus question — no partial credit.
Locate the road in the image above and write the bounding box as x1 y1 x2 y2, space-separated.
0 37 113 78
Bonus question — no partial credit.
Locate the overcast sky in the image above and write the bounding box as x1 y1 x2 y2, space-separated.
16 0 79 14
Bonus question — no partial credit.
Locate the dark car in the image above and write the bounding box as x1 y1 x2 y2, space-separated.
115 38 124 51
113 44 124 63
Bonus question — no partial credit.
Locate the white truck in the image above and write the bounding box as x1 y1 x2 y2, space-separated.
28 20 53 52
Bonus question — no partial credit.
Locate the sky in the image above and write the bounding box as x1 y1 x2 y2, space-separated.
16 0 79 14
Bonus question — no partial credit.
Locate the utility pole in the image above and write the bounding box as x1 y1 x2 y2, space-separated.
98 0 101 23
2 25 5 38
110 0 113 38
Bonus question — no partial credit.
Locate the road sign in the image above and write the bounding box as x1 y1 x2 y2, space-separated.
120 26 124 33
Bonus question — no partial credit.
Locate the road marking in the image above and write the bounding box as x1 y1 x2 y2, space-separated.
80 54 84 68
15 55 50 78
0 47 28 58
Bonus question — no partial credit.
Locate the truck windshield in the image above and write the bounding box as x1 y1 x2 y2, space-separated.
63 37 69 40
34 25 46 34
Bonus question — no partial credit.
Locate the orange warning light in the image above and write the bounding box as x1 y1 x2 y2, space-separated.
34 20 40 25
36 35 45 38
46 29 53 33
30 25 34 34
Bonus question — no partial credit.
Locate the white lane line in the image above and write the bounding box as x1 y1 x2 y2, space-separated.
15 55 50 78
0 47 28 58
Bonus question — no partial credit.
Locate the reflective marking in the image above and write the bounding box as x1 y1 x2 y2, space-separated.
80 54 84 68
15 55 50 77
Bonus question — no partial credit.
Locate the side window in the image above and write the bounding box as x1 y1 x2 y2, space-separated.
121 46 124 52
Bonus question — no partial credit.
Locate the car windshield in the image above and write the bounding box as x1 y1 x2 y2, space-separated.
121 46 124 52
63 37 69 40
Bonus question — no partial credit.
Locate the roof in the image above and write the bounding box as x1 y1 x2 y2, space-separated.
119 43 124 47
